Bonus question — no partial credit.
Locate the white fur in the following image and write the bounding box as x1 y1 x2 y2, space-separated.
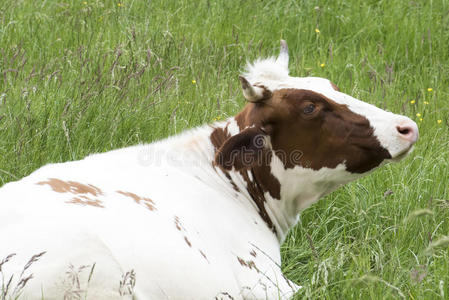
0 125 297 299
0 45 417 299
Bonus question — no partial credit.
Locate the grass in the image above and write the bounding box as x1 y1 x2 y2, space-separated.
0 0 448 298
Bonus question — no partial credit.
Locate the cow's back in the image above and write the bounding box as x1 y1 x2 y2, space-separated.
0 144 292 299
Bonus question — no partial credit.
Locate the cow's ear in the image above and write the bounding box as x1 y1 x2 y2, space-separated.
239 76 272 103
214 127 268 171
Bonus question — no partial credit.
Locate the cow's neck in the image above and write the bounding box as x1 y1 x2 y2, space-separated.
168 118 346 242
205 118 314 242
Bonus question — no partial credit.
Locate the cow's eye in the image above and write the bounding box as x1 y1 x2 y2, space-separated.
303 104 315 114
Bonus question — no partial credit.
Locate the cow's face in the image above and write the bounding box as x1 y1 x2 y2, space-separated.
215 41 418 187
233 85 418 175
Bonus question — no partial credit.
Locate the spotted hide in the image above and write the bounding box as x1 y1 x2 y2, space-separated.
0 40 418 300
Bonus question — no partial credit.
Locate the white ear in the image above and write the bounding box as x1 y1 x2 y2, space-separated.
238 76 271 103
276 39 289 70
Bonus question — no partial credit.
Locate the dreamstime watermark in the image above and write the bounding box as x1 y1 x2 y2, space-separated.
137 134 303 169
215 147 304 169
216 134 304 169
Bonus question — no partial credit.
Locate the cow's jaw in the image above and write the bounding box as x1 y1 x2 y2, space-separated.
264 155 359 241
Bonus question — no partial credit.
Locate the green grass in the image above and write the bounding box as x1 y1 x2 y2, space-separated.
1 0 448 298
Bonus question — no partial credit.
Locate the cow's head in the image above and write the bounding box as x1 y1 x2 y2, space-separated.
214 40 418 216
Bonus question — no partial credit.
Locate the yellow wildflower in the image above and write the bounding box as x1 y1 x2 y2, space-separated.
419 118 423 122
410 100 415 104
117 2 123 7
83 1 87 4
437 119 442 124
192 80 196 84
416 113 421 117
320 63 325 67
427 88 433 92
423 101 429 105
315 28 320 34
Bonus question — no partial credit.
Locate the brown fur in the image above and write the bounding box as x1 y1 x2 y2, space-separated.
37 178 105 208
37 178 103 196
210 125 279 232
233 88 390 173
117 191 156 211
67 196 104 208
211 88 391 232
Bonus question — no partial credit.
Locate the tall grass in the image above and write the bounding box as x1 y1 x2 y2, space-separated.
0 0 448 298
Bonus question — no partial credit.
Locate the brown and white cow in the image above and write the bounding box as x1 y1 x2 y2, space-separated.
0 41 418 299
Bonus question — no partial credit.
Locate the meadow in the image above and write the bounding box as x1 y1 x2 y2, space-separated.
0 0 448 298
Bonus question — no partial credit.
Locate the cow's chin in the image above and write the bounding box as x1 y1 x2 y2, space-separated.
389 145 415 162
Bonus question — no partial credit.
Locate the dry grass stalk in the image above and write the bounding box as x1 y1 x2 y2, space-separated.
1 252 46 300
119 270 136 296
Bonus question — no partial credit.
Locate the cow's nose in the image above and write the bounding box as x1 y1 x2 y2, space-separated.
396 120 419 144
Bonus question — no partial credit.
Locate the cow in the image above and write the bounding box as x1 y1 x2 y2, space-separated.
0 40 418 300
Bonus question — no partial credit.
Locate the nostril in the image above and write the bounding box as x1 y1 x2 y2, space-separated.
397 126 410 135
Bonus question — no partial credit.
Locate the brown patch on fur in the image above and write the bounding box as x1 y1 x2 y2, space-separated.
210 123 231 149
37 178 105 208
234 88 390 173
116 191 156 211
210 124 278 232
199 250 209 263
238 169 276 231
174 216 184 231
174 216 195 250
330 81 340 91
253 83 273 100
66 196 104 208
37 178 103 196
210 123 240 192
224 172 240 192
